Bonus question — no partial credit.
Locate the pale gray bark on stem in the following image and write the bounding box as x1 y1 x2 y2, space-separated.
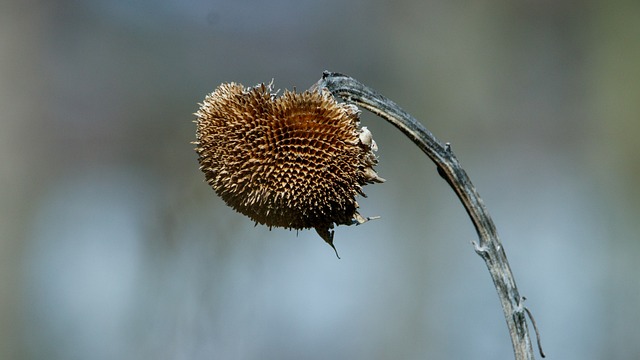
315 71 540 360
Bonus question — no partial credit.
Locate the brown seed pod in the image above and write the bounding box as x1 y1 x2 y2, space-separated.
194 82 383 255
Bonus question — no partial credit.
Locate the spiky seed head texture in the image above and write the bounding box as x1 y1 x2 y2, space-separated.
194 82 383 244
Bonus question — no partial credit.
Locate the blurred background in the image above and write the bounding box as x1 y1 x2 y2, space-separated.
2 0 639 359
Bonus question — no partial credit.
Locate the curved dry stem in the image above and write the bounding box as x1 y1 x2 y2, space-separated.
315 71 537 360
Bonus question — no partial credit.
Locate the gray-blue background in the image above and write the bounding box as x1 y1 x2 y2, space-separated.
2 1 639 359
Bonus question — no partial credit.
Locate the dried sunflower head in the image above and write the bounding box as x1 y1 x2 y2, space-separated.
194 81 383 255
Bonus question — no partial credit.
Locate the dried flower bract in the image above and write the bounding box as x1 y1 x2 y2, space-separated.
194 82 383 254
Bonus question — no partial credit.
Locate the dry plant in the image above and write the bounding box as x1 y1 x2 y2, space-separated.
194 71 544 360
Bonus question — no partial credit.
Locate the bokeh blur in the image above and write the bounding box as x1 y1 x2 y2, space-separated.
2 0 639 359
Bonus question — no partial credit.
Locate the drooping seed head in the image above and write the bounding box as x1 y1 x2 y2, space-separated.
194 82 383 252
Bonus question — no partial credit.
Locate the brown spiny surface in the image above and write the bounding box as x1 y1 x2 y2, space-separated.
194 82 382 245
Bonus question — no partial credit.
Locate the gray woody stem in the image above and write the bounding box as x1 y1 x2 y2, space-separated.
315 71 536 360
